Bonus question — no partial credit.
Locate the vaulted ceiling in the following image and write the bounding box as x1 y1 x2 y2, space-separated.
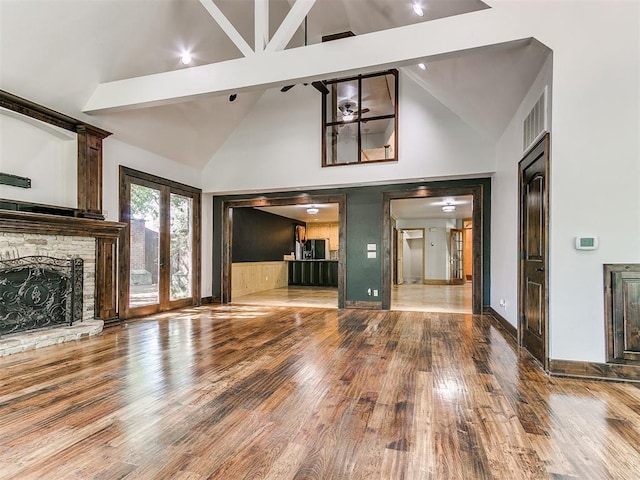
0 0 550 168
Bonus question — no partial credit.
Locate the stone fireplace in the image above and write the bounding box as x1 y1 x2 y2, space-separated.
0 232 96 323
0 210 125 355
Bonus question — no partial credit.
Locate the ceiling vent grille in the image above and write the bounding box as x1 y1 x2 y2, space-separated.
523 87 547 152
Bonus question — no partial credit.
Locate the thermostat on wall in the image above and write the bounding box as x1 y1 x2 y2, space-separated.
575 236 599 250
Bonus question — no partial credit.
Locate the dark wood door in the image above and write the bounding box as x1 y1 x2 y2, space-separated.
519 134 549 366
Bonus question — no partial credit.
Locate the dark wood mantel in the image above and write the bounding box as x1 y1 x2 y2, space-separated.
0 210 126 324
0 209 125 238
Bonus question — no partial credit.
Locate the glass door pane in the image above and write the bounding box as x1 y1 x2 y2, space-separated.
450 229 464 282
129 183 160 308
169 193 193 301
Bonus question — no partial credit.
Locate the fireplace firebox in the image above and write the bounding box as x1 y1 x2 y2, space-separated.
0 256 83 336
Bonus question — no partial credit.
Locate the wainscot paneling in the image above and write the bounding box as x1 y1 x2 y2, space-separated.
231 261 288 298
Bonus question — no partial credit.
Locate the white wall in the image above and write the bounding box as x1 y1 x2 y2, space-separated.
0 109 77 207
546 3 639 362
201 192 213 298
489 1 640 363
102 138 202 222
402 231 424 284
397 220 456 281
201 70 495 194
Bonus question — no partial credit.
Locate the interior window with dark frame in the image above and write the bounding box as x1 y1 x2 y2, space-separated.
322 69 398 167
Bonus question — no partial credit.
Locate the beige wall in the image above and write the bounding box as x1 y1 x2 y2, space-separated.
231 261 288 298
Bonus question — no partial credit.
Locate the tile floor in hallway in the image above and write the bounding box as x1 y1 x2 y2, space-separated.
232 283 472 313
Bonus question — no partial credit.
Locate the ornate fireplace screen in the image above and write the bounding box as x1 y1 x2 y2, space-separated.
0 256 83 336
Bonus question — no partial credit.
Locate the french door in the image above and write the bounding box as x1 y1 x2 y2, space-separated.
449 228 464 284
119 167 201 319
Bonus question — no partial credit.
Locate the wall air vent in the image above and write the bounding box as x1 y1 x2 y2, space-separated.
523 86 548 152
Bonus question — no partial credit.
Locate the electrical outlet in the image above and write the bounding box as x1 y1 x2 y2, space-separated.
499 299 507 309
367 288 372 296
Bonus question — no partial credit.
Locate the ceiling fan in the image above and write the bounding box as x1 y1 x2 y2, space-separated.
338 100 369 121
280 16 329 95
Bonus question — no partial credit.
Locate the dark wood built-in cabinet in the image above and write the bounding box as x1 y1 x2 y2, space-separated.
605 264 640 364
0 90 121 323
77 125 110 219
288 260 338 287
0 90 111 221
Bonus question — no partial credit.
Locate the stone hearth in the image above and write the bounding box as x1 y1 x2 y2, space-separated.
0 319 103 356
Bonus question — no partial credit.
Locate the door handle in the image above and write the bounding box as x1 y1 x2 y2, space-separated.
536 267 545 272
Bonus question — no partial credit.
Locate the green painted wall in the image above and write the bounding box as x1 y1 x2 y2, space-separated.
211 178 491 306
345 188 383 302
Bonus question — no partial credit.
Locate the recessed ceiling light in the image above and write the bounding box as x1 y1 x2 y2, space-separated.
418 63 427 70
180 53 192 65
442 203 456 213
412 3 424 17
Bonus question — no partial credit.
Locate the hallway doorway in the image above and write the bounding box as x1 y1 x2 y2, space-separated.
390 198 472 313
383 185 483 314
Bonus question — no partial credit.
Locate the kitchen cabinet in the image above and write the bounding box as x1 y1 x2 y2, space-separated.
306 223 339 252
288 260 338 287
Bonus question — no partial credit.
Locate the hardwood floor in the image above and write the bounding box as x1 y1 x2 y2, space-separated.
1 305 639 479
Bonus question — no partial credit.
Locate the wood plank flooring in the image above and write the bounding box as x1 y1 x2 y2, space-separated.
1 305 640 479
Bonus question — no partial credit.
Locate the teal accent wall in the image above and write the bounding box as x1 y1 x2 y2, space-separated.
346 188 383 302
211 178 491 306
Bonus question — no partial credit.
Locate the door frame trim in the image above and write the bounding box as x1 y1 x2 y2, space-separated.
382 185 484 313
518 133 550 370
118 166 202 320
221 194 347 308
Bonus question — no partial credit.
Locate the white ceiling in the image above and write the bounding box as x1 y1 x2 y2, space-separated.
256 203 339 223
0 0 550 168
391 196 473 220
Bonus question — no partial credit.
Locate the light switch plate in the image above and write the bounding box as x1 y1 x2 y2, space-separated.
367 243 376 251
367 251 377 259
